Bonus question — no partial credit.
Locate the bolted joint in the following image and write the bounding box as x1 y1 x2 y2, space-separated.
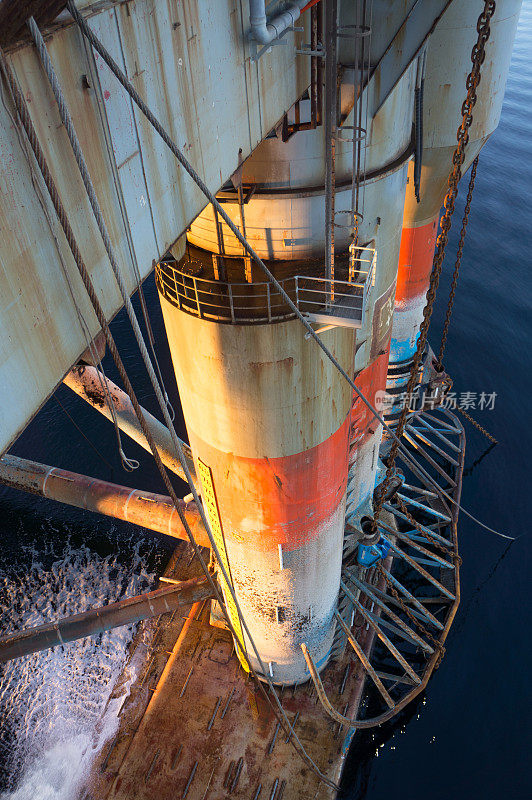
356 533 391 567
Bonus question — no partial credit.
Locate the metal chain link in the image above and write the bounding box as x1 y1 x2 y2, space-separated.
455 404 499 444
376 564 446 667
372 1 496 531
437 155 479 367
395 497 455 559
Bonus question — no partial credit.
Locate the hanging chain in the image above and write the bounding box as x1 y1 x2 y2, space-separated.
372 0 496 532
434 152 500 447
437 155 479 368
376 564 446 666
455 404 499 444
395 497 452 558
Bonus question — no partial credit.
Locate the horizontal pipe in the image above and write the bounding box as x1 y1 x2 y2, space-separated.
0 453 210 548
0 575 213 662
63 365 197 487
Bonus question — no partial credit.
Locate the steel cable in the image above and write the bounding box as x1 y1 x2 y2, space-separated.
437 156 479 367
65 2 512 542
6 31 338 788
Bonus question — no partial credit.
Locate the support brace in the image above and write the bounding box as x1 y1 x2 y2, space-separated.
0 453 210 548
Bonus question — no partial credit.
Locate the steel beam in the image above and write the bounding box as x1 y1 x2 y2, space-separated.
0 453 210 548
0 575 213 662
63 364 197 487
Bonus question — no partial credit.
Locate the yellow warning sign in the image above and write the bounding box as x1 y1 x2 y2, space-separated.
197 459 249 672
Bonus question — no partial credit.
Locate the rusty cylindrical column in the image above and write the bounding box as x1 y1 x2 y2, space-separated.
166 27 416 682
158 299 354 685
388 0 522 403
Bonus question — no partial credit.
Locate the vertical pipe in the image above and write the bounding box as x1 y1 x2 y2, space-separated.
354 1 367 234
213 204 227 281
310 3 318 128
324 0 337 285
316 1 323 126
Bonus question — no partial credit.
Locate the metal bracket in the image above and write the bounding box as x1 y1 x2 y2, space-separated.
295 43 325 58
336 125 367 144
250 26 303 63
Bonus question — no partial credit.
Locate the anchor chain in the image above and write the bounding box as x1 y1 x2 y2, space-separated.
455 404 499 444
437 155 479 368
376 564 446 667
372 0 496 532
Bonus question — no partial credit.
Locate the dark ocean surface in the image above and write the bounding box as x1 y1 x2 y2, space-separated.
0 4 530 798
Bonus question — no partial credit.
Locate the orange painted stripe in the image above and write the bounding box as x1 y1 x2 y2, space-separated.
189 413 350 552
350 342 390 447
395 216 439 307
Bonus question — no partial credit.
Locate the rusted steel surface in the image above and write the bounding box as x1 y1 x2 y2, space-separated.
0 0 66 46
159 294 355 684
0 453 210 548
80 406 465 798
63 364 197 486
365 0 454 116
0 575 213 662
0 0 310 455
401 0 521 227
85 596 353 800
301 407 464 736
389 0 521 372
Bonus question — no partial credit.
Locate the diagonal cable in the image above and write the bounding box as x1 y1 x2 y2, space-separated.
4 34 337 789
64 2 514 542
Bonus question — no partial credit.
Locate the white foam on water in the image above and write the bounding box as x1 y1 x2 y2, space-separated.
0 539 154 799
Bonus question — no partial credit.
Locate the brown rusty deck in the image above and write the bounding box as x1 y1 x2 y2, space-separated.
83 541 371 800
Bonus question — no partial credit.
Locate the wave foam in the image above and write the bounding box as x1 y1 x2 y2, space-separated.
0 540 154 799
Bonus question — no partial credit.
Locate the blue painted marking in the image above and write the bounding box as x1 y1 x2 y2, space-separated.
357 536 391 566
389 334 419 364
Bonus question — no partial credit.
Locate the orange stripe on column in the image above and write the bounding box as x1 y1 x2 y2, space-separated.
351 342 390 447
189 413 350 553
395 217 439 308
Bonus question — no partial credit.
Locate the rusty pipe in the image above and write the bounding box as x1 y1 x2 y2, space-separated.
0 453 210 548
63 364 197 487
0 574 213 663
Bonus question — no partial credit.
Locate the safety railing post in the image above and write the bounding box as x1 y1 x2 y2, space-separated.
193 276 202 318
229 285 236 323
175 269 181 310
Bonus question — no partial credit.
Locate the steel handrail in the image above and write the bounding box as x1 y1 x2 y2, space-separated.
156 258 373 326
